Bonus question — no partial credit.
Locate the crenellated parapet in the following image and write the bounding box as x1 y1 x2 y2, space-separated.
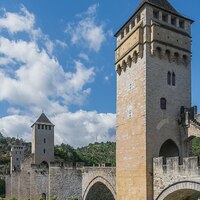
153 156 200 200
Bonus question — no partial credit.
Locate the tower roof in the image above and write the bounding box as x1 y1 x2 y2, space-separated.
140 0 180 15
31 113 54 127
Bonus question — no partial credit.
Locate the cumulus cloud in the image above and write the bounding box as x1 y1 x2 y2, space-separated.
0 5 116 147
0 111 116 147
0 115 33 141
0 37 95 112
66 4 106 52
0 6 35 34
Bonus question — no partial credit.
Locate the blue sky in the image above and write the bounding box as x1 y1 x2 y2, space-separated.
0 0 199 147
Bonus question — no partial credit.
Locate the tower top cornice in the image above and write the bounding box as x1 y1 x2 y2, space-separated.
115 0 193 37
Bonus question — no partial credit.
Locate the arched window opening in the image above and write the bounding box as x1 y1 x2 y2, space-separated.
159 139 179 158
165 50 171 61
160 98 167 110
172 72 176 86
174 52 179 64
167 71 171 85
116 64 122 75
133 51 138 63
156 47 162 59
127 56 132 68
44 149 46 154
42 193 46 200
122 60 126 72
183 55 188 66
44 138 46 143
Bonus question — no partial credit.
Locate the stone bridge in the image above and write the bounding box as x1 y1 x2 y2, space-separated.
82 167 116 200
153 157 200 200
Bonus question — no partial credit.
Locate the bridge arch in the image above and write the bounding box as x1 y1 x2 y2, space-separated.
82 176 116 200
156 181 200 200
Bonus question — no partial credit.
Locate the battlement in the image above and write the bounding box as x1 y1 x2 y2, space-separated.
153 156 200 175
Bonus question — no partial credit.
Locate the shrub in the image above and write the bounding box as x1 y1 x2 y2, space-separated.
69 197 78 200
50 196 57 200
9 198 17 200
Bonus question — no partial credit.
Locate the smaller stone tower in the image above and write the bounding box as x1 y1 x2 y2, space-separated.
10 142 24 173
31 113 54 164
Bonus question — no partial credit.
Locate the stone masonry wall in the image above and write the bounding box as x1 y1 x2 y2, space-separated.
49 163 82 200
153 157 200 200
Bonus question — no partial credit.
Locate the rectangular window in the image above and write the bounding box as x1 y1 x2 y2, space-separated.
131 20 135 29
126 26 129 34
137 14 141 23
121 32 124 39
171 17 176 26
162 13 168 22
179 20 185 28
49 126 51 130
153 10 159 19
42 125 44 129
45 125 47 130
38 124 40 129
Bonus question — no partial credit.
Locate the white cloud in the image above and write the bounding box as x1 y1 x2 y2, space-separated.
79 53 89 61
66 4 106 52
0 111 116 147
0 6 116 147
0 115 33 141
104 76 109 81
0 6 35 34
0 37 95 112
55 40 67 49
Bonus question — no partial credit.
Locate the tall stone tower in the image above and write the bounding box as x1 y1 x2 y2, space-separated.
115 0 193 199
10 142 24 173
31 113 54 164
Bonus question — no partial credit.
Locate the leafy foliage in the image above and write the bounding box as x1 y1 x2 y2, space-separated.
54 142 116 166
0 133 116 176
8 197 17 200
192 138 200 156
76 142 116 166
69 197 78 200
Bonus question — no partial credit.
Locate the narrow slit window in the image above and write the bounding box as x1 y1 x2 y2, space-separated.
167 72 171 85
160 98 167 110
172 72 176 86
